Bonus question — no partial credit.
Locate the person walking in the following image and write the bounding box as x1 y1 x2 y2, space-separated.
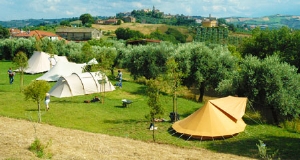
45 93 50 111
7 68 15 84
116 70 123 88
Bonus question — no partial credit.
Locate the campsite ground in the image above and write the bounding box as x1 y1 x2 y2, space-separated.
0 116 254 160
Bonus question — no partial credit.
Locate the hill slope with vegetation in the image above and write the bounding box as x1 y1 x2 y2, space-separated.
224 14 300 29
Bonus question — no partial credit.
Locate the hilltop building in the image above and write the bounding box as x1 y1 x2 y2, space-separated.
201 14 218 27
56 27 101 41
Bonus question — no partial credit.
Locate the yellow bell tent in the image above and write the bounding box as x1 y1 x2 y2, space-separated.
172 96 248 140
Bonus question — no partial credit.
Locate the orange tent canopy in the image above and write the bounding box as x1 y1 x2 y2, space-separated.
172 96 248 139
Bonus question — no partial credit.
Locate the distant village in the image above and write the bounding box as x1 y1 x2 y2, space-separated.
8 6 219 42
95 6 218 28
6 6 300 42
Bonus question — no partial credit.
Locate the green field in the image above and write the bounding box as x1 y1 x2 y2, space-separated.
1 61 299 159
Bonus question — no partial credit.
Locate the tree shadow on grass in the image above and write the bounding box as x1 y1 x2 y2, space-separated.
103 119 147 124
25 109 45 112
168 126 300 160
205 135 300 160
114 105 126 108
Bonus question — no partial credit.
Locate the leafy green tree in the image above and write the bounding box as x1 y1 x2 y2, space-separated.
117 19 122 25
123 42 174 80
217 55 300 124
0 25 9 39
162 58 184 122
92 46 118 103
66 42 84 63
0 39 16 60
165 28 187 43
182 43 237 102
24 80 50 123
79 13 94 25
81 42 94 63
12 51 28 92
146 79 164 141
60 20 70 26
115 27 144 40
241 26 300 72
15 38 35 57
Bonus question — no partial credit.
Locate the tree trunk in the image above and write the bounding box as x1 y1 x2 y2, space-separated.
174 92 177 122
38 101 41 123
198 82 205 102
270 106 279 125
20 72 24 92
110 66 115 76
152 120 155 142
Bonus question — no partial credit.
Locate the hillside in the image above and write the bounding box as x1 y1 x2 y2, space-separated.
92 23 194 41
1 14 300 30
224 14 300 29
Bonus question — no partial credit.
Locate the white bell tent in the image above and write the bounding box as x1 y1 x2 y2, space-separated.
36 61 86 81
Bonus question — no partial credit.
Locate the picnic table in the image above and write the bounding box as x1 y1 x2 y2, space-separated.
122 99 133 107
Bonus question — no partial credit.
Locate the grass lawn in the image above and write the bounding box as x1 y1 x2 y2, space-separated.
1 61 299 159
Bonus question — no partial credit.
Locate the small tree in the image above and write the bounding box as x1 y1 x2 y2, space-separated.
13 51 28 92
146 79 164 142
163 58 184 122
24 80 50 123
79 13 94 25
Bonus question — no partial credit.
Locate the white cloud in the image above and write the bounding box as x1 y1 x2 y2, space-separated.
132 2 144 9
0 0 300 21
65 11 74 16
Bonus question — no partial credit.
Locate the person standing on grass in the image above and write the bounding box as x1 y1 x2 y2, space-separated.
45 93 50 111
7 67 15 84
116 70 123 88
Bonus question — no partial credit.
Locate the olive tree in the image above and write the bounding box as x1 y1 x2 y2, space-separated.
182 43 237 102
24 80 50 123
123 42 174 80
217 55 300 124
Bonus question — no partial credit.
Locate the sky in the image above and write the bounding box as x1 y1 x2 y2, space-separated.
0 0 300 21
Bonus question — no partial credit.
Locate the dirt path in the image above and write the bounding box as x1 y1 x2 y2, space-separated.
0 116 254 160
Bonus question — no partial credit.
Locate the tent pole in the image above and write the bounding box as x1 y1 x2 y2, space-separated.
178 133 184 139
186 135 192 141
221 136 225 140
199 136 203 143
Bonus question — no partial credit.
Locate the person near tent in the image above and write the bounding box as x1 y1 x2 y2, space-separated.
45 93 50 111
84 96 100 103
91 96 100 102
7 67 15 84
116 70 122 88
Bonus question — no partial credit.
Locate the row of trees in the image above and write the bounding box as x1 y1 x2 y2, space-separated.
2 26 300 125
241 26 300 72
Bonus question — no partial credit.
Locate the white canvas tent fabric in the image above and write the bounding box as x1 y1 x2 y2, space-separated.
172 96 248 140
49 55 69 66
49 72 115 98
36 61 86 81
87 58 98 65
23 51 51 74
